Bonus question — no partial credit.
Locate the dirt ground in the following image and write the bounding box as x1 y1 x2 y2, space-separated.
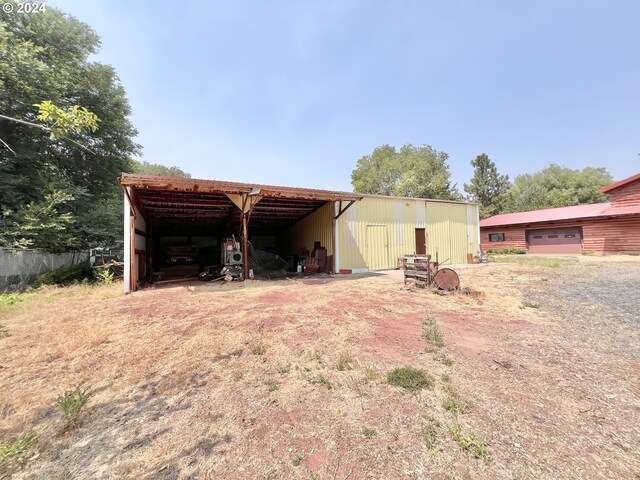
1 256 639 479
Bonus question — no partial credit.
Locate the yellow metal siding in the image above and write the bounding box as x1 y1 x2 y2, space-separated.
337 197 421 270
425 202 479 265
282 202 333 256
365 225 389 270
337 197 479 270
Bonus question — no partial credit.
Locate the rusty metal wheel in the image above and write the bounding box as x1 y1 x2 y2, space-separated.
433 268 460 291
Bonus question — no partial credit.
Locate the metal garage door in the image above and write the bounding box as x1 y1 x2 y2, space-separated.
527 227 582 254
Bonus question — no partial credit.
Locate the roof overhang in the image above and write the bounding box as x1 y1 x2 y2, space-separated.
119 173 363 230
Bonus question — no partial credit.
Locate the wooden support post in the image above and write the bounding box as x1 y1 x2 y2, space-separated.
129 191 137 292
146 221 153 278
242 213 249 280
331 200 355 274
332 213 337 274
241 194 249 281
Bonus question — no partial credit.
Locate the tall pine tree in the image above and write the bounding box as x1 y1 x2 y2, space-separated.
464 154 510 219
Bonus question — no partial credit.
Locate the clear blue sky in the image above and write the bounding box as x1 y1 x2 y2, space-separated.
50 0 639 192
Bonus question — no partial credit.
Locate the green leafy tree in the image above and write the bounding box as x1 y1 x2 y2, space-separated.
131 160 191 178
464 154 511 219
0 2 140 250
0 190 75 251
504 164 613 213
351 144 460 200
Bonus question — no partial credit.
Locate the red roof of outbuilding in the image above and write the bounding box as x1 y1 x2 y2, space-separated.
480 202 640 228
600 172 640 193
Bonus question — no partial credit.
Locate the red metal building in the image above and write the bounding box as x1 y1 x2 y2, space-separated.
480 173 640 254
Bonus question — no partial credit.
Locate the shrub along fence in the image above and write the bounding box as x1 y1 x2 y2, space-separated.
0 248 90 293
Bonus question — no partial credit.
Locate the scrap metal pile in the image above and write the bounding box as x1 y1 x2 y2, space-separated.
199 235 289 282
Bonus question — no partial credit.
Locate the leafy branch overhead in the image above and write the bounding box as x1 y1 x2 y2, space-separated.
34 101 99 140
0 4 141 251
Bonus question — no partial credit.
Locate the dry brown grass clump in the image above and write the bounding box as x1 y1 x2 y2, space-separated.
1 260 638 479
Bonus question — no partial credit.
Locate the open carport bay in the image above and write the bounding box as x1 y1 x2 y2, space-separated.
121 174 361 289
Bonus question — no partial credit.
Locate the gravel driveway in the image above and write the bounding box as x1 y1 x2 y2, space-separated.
526 261 640 325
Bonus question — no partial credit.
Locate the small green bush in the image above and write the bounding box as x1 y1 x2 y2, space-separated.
251 344 266 355
387 367 434 391
0 323 8 337
33 263 93 288
485 248 526 255
93 268 114 285
55 385 94 430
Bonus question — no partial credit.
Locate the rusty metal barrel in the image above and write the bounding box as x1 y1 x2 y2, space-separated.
433 268 460 291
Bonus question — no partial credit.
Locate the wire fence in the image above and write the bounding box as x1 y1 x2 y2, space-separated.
0 248 90 294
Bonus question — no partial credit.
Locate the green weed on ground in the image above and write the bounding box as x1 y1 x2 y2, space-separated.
55 385 94 430
387 367 434 391
0 293 25 307
421 414 440 448
449 422 491 463
422 317 444 352
309 374 332 389
437 351 454 366
362 427 377 439
492 255 577 268
441 374 470 415
520 300 540 309
0 430 38 467
266 380 279 392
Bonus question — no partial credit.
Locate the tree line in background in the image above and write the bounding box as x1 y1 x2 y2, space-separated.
351 145 613 219
0 2 618 253
0 3 188 252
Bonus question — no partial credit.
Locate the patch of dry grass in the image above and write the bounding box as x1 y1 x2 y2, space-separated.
1 262 638 479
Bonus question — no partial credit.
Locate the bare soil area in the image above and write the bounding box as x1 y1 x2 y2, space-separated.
1 257 639 479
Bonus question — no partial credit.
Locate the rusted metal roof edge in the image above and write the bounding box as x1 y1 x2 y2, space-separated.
120 173 363 202
480 205 640 228
600 172 640 193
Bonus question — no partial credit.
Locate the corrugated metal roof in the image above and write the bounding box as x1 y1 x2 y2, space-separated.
480 202 621 227
120 173 363 202
600 172 640 193
600 204 640 216
120 173 365 232
359 193 478 206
